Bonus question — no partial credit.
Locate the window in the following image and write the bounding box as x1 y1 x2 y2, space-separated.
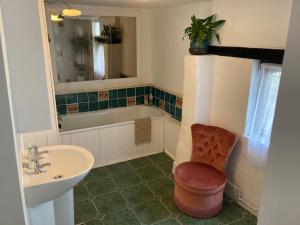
245 62 282 167
92 20 105 80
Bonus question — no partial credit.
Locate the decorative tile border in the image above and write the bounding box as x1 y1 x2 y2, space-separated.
55 85 183 121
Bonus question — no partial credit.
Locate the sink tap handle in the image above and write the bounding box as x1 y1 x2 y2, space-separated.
30 144 39 155
37 162 52 169
31 158 51 174
36 150 50 156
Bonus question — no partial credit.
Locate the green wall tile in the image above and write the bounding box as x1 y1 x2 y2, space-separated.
155 98 160 107
78 92 88 103
165 92 171 103
57 104 67 115
118 98 127 107
89 102 99 111
170 95 176 105
165 103 170 113
99 101 108 110
66 93 78 104
156 89 160 98
159 90 165 100
151 87 156 96
109 99 118 108
117 89 126 98
79 103 89 113
170 105 176 117
136 87 145 96
109 90 118 99
136 96 144 105
127 88 136 97
55 94 66 105
88 92 98 102
175 107 182 120
145 86 151 95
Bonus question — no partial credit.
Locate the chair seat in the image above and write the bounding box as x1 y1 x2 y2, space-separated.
175 162 227 195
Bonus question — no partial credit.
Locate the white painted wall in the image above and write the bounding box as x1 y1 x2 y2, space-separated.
210 56 264 210
211 0 292 48
175 55 215 165
146 2 212 95
0 0 52 133
147 0 292 97
22 0 60 149
0 37 28 225
258 1 300 224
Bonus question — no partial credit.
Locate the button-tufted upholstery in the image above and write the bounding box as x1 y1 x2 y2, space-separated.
191 124 238 172
174 124 238 218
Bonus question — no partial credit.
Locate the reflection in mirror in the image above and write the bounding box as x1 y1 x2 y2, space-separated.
48 15 137 83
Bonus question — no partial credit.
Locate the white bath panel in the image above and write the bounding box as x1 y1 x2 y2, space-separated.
58 106 168 167
100 123 136 165
152 119 165 152
70 130 101 168
165 118 180 159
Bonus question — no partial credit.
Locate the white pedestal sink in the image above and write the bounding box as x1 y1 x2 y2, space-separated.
24 145 94 225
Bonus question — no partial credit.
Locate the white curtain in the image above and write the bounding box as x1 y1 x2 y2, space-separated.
245 63 282 167
92 21 105 80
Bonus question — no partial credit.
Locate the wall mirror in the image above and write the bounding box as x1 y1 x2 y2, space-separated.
47 14 137 84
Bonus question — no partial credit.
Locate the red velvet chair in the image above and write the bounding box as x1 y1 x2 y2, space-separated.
174 124 238 218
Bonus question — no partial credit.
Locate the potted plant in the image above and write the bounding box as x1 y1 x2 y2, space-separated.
98 24 122 44
183 14 225 55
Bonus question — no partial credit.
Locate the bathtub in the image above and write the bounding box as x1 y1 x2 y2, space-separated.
59 105 167 167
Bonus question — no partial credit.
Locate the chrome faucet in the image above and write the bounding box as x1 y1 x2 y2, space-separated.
35 150 50 157
24 145 51 174
32 158 51 174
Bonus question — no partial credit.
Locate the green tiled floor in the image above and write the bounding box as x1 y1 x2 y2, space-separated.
75 152 257 225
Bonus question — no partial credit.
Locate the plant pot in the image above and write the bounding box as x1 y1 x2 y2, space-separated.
189 40 209 55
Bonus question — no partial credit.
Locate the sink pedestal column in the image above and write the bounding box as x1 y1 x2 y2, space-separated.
28 201 56 225
28 189 74 225
53 189 74 225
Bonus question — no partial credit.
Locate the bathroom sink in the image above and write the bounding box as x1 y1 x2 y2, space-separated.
24 145 94 207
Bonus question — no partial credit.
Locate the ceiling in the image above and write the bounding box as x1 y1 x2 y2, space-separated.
45 0 209 8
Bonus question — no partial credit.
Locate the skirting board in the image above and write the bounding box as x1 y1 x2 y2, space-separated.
225 181 259 217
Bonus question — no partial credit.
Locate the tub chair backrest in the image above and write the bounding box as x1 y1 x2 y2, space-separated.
191 124 238 173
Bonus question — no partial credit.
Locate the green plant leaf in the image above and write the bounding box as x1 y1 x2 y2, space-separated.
212 20 226 28
204 14 216 24
215 33 221 44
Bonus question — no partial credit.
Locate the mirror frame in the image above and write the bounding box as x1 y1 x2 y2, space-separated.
45 4 142 93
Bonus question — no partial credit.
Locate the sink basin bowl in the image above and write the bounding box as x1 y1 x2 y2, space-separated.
24 145 94 207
